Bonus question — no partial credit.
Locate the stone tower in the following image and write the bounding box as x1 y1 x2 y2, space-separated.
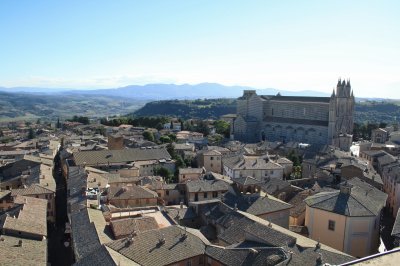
328 79 355 151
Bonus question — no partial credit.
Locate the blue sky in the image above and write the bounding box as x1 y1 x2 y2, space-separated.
0 0 399 98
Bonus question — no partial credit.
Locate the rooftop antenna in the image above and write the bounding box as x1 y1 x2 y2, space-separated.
181 226 188 240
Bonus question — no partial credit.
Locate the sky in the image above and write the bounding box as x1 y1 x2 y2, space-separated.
0 0 399 98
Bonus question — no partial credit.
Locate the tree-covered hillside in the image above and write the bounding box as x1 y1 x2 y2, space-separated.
355 101 400 124
133 99 237 119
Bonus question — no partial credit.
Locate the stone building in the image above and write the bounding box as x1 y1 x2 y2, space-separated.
233 79 355 151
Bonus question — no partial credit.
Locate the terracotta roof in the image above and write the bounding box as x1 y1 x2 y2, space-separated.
186 179 230 193
3 196 47 238
74 245 116 266
106 226 207 266
11 184 54 197
305 178 387 217
108 185 158 200
110 216 159 239
205 245 287 266
73 148 171 166
223 192 292 216
224 155 284 170
179 168 205 175
233 176 263 186
71 208 102 261
0 235 47 266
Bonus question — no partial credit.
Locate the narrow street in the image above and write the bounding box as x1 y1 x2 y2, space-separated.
48 152 73 266
381 207 396 251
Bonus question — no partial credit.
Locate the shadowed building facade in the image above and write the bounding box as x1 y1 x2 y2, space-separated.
233 79 355 151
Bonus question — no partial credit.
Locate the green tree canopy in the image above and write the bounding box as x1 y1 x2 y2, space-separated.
214 120 230 138
142 131 155 142
28 128 35 139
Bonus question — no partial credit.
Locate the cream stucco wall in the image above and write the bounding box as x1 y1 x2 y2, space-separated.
305 206 347 252
203 154 222 174
306 205 380 258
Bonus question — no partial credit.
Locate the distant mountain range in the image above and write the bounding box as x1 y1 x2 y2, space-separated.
0 83 330 99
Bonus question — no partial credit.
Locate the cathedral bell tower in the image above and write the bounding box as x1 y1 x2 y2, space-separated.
328 78 355 151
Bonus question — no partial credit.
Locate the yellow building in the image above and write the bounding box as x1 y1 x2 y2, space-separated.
305 178 387 258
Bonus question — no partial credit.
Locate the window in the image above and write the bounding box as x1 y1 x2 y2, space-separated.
211 163 213 167
328 220 335 231
186 260 192 266
212 192 218 198
204 192 208 199
210 156 214 160
166 190 170 196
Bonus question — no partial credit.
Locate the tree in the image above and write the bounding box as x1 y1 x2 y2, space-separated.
142 131 155 142
195 120 210 136
159 135 171 143
175 155 186 169
69 115 89 125
166 143 176 158
214 120 230 138
379 122 387 128
287 150 301 166
56 118 61 129
156 122 164 131
28 128 35 139
168 133 177 142
154 167 174 183
95 126 107 136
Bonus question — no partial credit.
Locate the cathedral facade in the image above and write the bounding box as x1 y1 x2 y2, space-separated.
233 79 355 151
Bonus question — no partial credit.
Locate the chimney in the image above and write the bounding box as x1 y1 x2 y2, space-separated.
316 253 323 265
180 201 183 209
268 220 272 228
18 240 22 247
339 182 352 195
315 240 321 250
158 234 166 245
233 203 238 211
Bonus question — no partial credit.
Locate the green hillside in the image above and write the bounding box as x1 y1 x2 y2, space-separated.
133 99 237 119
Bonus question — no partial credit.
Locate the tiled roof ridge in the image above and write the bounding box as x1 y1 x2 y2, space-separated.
347 189 376 216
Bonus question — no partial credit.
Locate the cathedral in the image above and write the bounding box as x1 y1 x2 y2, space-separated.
232 79 355 151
